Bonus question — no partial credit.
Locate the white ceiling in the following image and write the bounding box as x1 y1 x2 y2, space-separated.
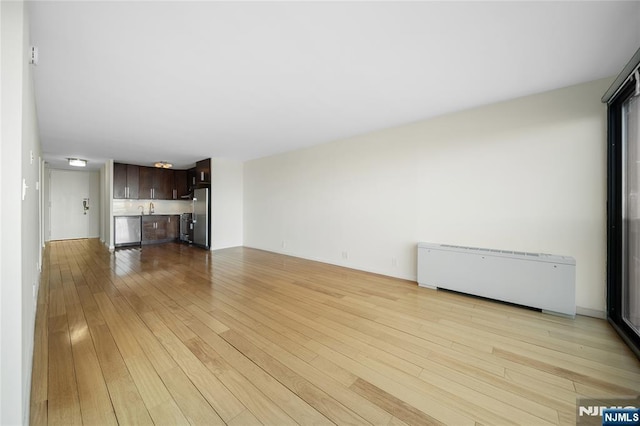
29 1 640 171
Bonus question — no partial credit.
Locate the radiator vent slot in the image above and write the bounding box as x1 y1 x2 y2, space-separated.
417 242 576 316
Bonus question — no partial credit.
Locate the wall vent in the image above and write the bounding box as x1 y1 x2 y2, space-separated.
417 242 576 316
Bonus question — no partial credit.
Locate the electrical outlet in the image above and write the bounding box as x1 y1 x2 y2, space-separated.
281 240 286 249
342 251 349 260
392 257 398 267
32 282 37 300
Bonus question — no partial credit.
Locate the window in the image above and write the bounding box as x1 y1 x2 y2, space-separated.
604 47 640 358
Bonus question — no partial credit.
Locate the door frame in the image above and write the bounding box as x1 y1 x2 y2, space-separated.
47 168 100 241
605 51 640 358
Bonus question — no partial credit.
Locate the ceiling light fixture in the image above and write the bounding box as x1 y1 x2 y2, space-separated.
68 158 87 167
154 161 173 169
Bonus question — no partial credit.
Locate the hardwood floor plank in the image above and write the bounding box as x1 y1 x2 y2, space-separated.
104 376 154 425
66 307 118 425
187 318 333 425
29 401 47 426
227 409 264 426
184 336 298 426
448 341 577 392
306 339 479 425
440 318 640 385
493 347 640 395
387 415 411 426
47 315 82 426
105 288 232 424
350 378 444 426
92 292 190 424
139 310 246 422
212 307 394 424
309 353 359 387
32 240 640 426
219 328 370 425
114 268 301 425
184 303 230 333
182 284 319 363
76 289 153 424
160 366 226 425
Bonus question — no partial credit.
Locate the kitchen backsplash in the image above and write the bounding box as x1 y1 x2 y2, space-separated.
113 199 193 216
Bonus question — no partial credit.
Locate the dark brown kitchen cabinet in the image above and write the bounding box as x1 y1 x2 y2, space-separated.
138 167 154 199
142 216 157 242
113 163 139 199
157 169 174 199
142 215 179 244
139 167 174 200
195 159 211 185
166 215 178 239
187 167 197 190
174 170 189 199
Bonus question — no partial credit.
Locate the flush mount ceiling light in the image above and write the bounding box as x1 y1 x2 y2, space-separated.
154 161 173 169
68 158 87 167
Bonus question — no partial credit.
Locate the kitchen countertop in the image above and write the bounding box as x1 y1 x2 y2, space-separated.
114 213 184 217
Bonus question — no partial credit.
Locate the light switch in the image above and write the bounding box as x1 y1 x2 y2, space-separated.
22 178 29 200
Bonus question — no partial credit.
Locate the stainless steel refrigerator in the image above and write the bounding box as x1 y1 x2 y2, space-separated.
192 188 209 249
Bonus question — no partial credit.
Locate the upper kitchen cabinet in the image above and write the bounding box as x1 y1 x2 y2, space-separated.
139 167 174 200
174 170 190 199
187 167 197 190
195 159 211 186
139 166 154 199
113 163 139 199
157 168 174 199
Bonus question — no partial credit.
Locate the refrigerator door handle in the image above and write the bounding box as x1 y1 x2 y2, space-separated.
192 198 197 223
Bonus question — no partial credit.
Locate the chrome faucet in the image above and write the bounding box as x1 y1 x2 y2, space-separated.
138 205 144 215
149 202 155 214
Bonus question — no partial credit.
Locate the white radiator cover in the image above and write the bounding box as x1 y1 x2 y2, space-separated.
417 243 576 316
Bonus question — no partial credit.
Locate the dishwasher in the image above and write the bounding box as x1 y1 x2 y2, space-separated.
114 216 142 247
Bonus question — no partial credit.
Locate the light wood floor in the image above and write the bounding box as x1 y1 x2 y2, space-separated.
30 239 640 425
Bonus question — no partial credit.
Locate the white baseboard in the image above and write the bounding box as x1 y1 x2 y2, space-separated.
576 306 606 319
211 244 242 251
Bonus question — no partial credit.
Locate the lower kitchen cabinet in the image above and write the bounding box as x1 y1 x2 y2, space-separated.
142 215 179 244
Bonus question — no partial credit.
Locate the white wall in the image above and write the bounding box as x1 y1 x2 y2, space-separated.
244 78 611 316
105 159 114 249
211 158 244 250
0 0 42 422
43 164 50 241
99 164 106 243
0 0 4 409
20 6 42 423
90 170 100 238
